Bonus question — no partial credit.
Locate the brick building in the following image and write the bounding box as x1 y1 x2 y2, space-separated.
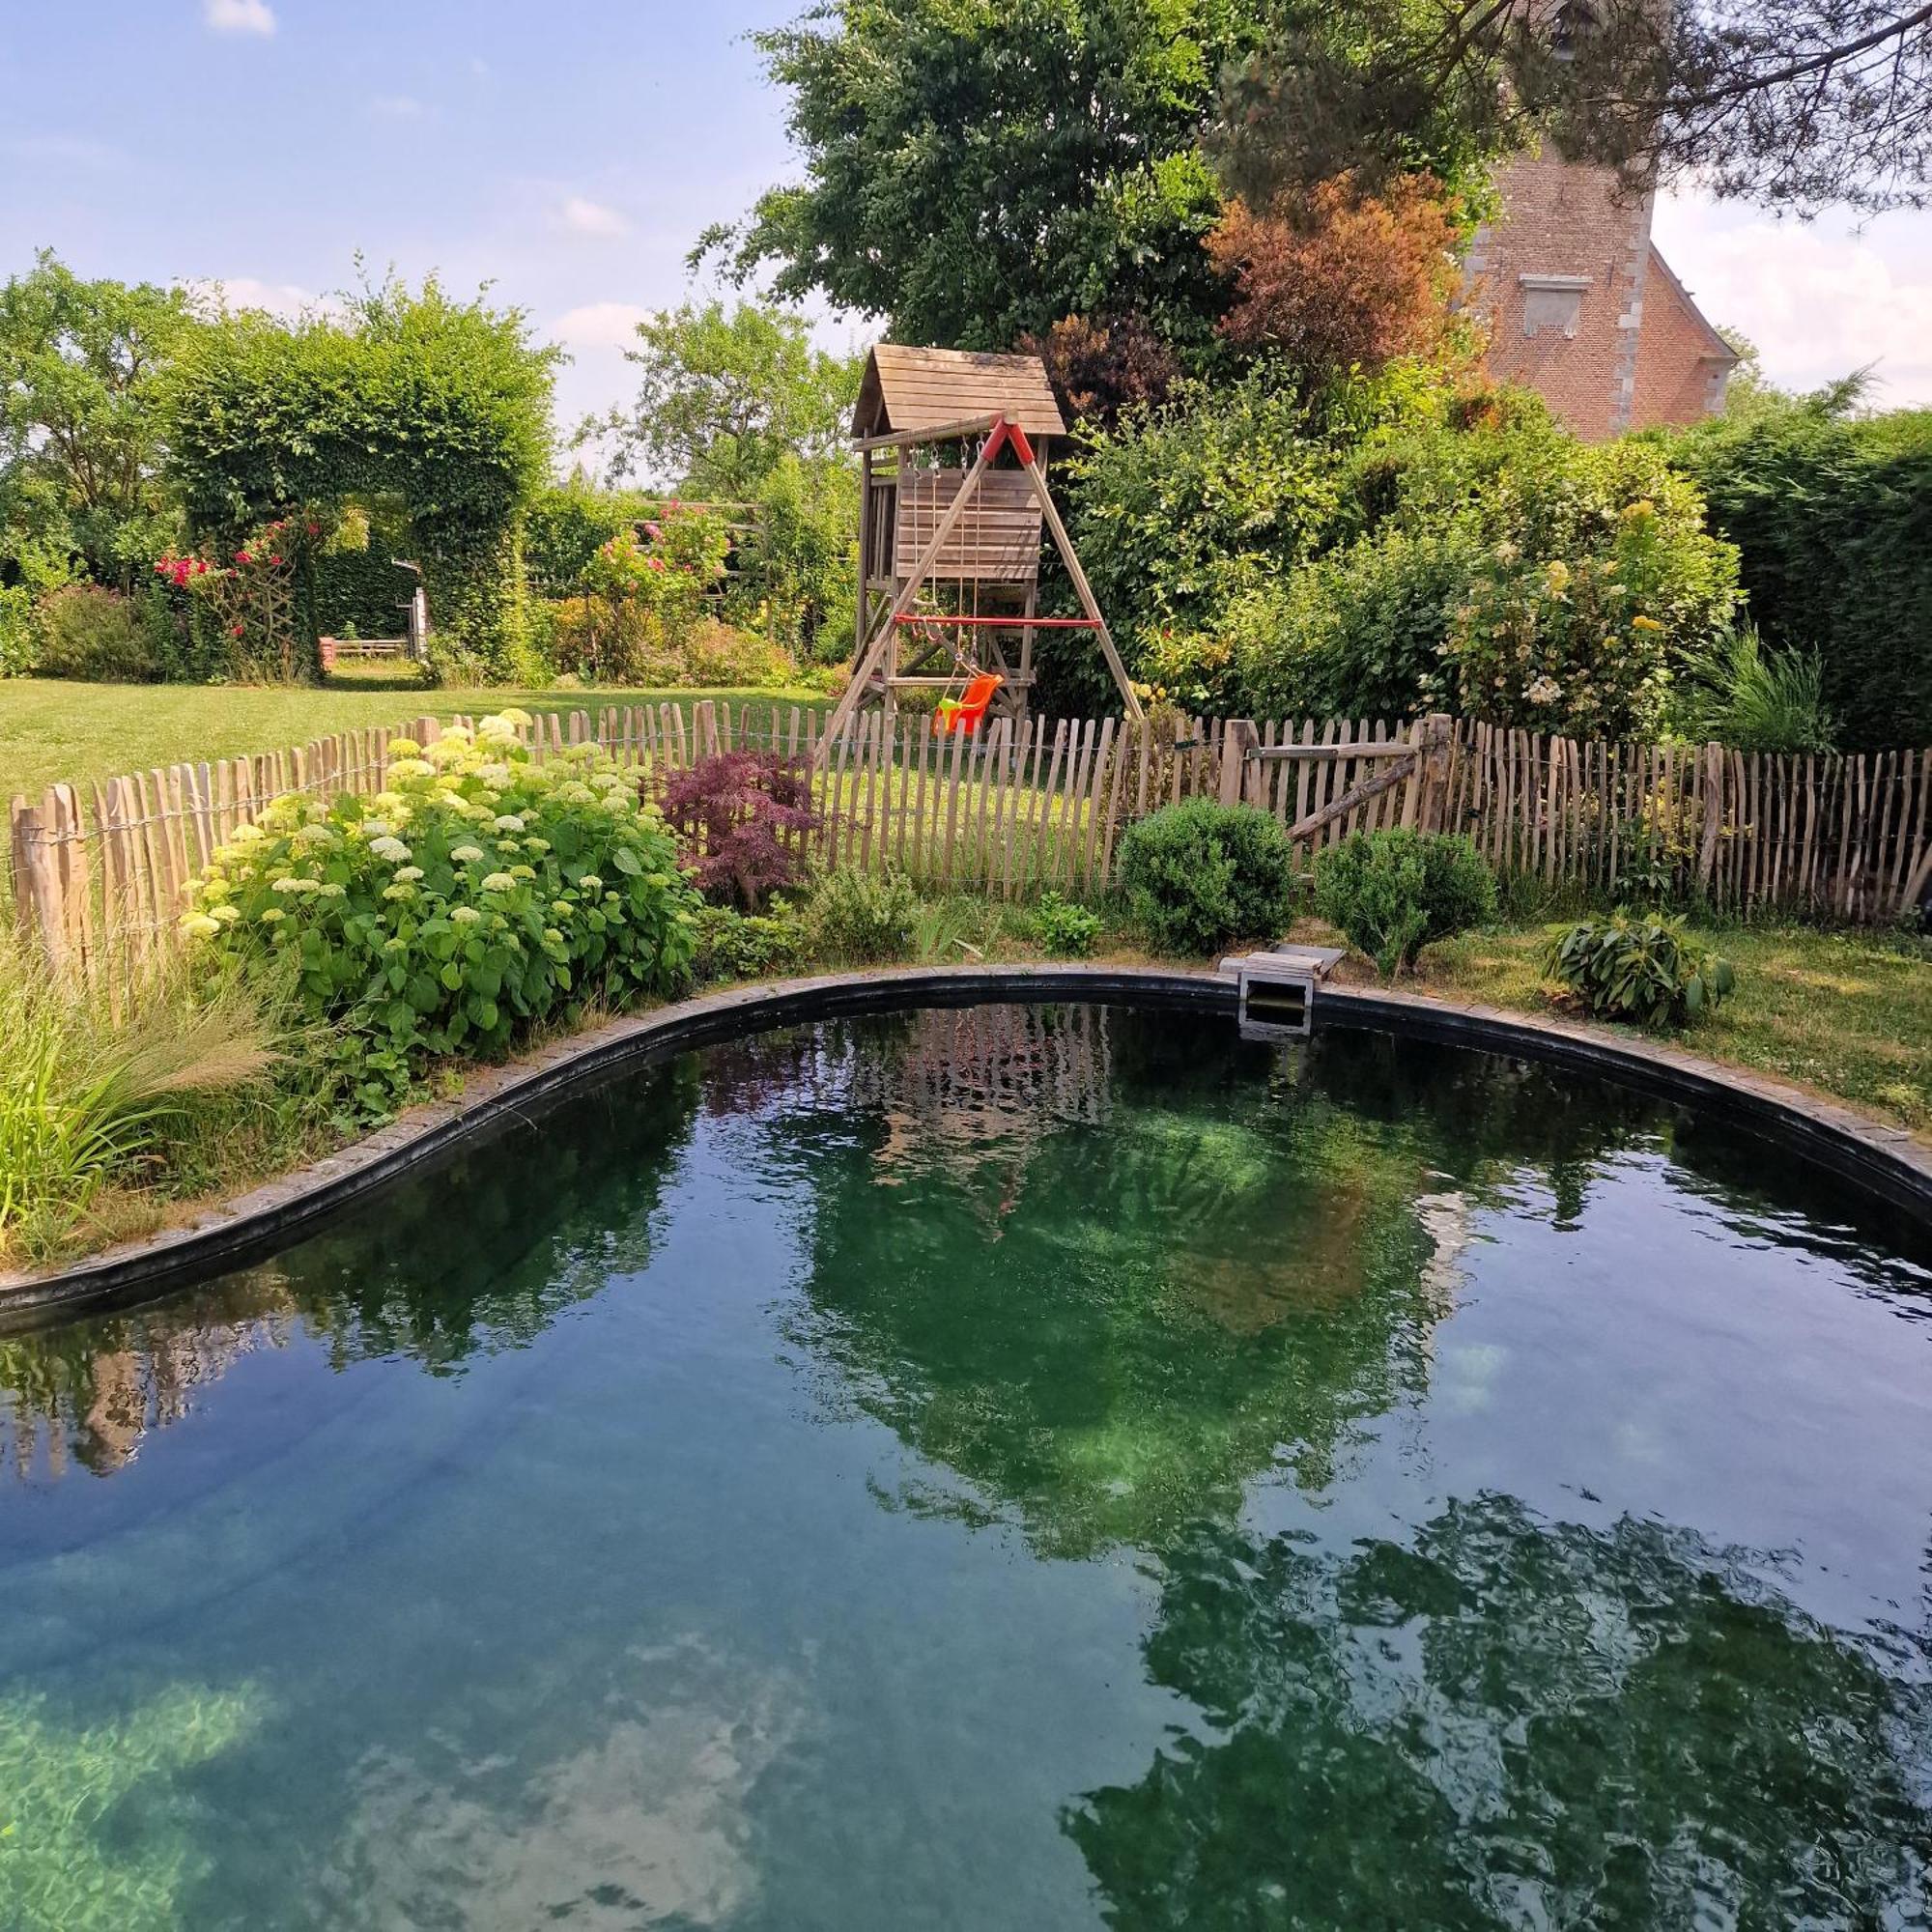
1465 152 1737 439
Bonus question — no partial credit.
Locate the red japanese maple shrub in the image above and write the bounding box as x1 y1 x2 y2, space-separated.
658 751 820 910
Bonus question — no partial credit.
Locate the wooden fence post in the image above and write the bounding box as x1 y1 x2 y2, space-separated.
1220 721 1259 808
1410 714 1454 834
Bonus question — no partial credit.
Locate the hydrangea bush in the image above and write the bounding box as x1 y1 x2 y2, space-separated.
182 711 698 1117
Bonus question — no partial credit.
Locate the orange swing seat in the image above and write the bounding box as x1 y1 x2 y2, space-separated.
932 672 1004 736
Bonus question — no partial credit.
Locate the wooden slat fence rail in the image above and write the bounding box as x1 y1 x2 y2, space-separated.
9 702 1930 990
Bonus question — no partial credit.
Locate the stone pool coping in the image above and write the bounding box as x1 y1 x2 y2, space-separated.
4 963 1927 1323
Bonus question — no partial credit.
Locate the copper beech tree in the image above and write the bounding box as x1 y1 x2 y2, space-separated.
1206 176 1464 381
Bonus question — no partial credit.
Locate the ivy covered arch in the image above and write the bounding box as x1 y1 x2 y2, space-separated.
160 276 557 678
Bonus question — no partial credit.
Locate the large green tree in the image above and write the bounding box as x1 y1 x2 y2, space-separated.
0 250 198 590
584 298 862 498
704 0 1267 353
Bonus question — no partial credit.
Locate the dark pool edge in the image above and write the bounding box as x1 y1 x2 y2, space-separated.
4 964 1926 1321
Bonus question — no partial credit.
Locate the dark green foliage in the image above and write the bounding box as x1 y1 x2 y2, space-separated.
710 0 1264 354
1117 800 1299 954
1666 404 1932 750
1313 827 1496 976
159 276 558 679
1541 910 1737 1027
1029 890 1103 957
805 867 920 963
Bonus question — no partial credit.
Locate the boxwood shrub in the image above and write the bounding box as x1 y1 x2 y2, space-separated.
1313 827 1496 976
1116 800 1299 955
183 711 698 1118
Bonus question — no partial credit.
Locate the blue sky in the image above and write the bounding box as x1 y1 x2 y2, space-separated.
5 0 1930 445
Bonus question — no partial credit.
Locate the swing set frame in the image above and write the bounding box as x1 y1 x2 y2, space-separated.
820 348 1144 760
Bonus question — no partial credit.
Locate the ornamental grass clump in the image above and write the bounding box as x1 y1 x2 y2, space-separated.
182 711 699 1119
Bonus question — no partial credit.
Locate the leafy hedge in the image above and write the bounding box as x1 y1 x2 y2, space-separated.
1065 373 1738 738
1665 405 1932 751
184 712 697 1117
1116 799 1299 953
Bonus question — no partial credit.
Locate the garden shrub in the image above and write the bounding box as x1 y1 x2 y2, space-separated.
1313 827 1496 976
684 619 796 688
1029 889 1103 957
691 898 810 981
0 583 38 675
1116 800 1299 955
183 712 698 1119
659 750 818 910
1541 910 1736 1028
805 867 919 963
32 584 164 681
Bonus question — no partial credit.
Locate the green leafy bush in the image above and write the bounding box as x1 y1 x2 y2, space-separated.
1541 910 1736 1027
1029 889 1103 957
805 867 919 963
1313 827 1496 976
1116 800 1299 955
691 897 810 981
32 584 164 681
183 711 698 1119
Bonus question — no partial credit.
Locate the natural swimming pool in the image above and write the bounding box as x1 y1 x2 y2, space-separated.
1 1001 1928 1928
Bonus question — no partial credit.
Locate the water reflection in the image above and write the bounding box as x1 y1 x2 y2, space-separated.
1066 1497 1932 1928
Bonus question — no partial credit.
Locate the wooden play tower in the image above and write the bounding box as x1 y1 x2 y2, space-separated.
818 346 1143 756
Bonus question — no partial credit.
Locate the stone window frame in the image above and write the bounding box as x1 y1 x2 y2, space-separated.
1519 273 1592 341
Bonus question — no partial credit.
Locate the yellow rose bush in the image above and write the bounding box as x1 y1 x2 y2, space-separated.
181 711 697 1118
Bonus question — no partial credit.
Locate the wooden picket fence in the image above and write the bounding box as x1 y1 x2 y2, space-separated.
9 699 1931 990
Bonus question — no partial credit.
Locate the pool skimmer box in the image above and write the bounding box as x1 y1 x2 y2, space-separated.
1220 946 1347 1039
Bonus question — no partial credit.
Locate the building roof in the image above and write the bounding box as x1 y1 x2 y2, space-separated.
1645 246 1740 362
852 344 1067 441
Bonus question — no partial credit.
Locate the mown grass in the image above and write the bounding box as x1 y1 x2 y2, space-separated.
0 676 827 804
1412 920 1932 1134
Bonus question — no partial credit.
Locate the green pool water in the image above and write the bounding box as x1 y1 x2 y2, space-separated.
1 1003 1929 1930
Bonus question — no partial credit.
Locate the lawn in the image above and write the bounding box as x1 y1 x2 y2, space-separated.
1413 921 1932 1136
0 675 828 805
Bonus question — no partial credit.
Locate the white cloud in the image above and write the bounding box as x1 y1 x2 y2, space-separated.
552 300 651 350
556 196 631 239
1653 190 1932 406
368 95 426 120
203 0 275 35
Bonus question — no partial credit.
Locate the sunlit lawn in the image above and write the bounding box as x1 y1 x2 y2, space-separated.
1414 921 1932 1135
0 675 828 804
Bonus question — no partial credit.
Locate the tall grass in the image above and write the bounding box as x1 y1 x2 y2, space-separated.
1675 624 1837 753
0 939 278 1266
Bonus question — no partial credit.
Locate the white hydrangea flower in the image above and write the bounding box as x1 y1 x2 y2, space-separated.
317 882 347 899
394 866 424 883
524 837 551 854
451 845 485 864
369 836 412 864
271 877 303 894
494 813 524 833
383 883 417 901
577 873 603 893
552 900 575 918
510 865 536 880
211 903 242 924
387 757 434 781
259 906 286 923
543 927 564 946
480 872 515 894
232 822 265 845
450 905 482 926
180 911 220 938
